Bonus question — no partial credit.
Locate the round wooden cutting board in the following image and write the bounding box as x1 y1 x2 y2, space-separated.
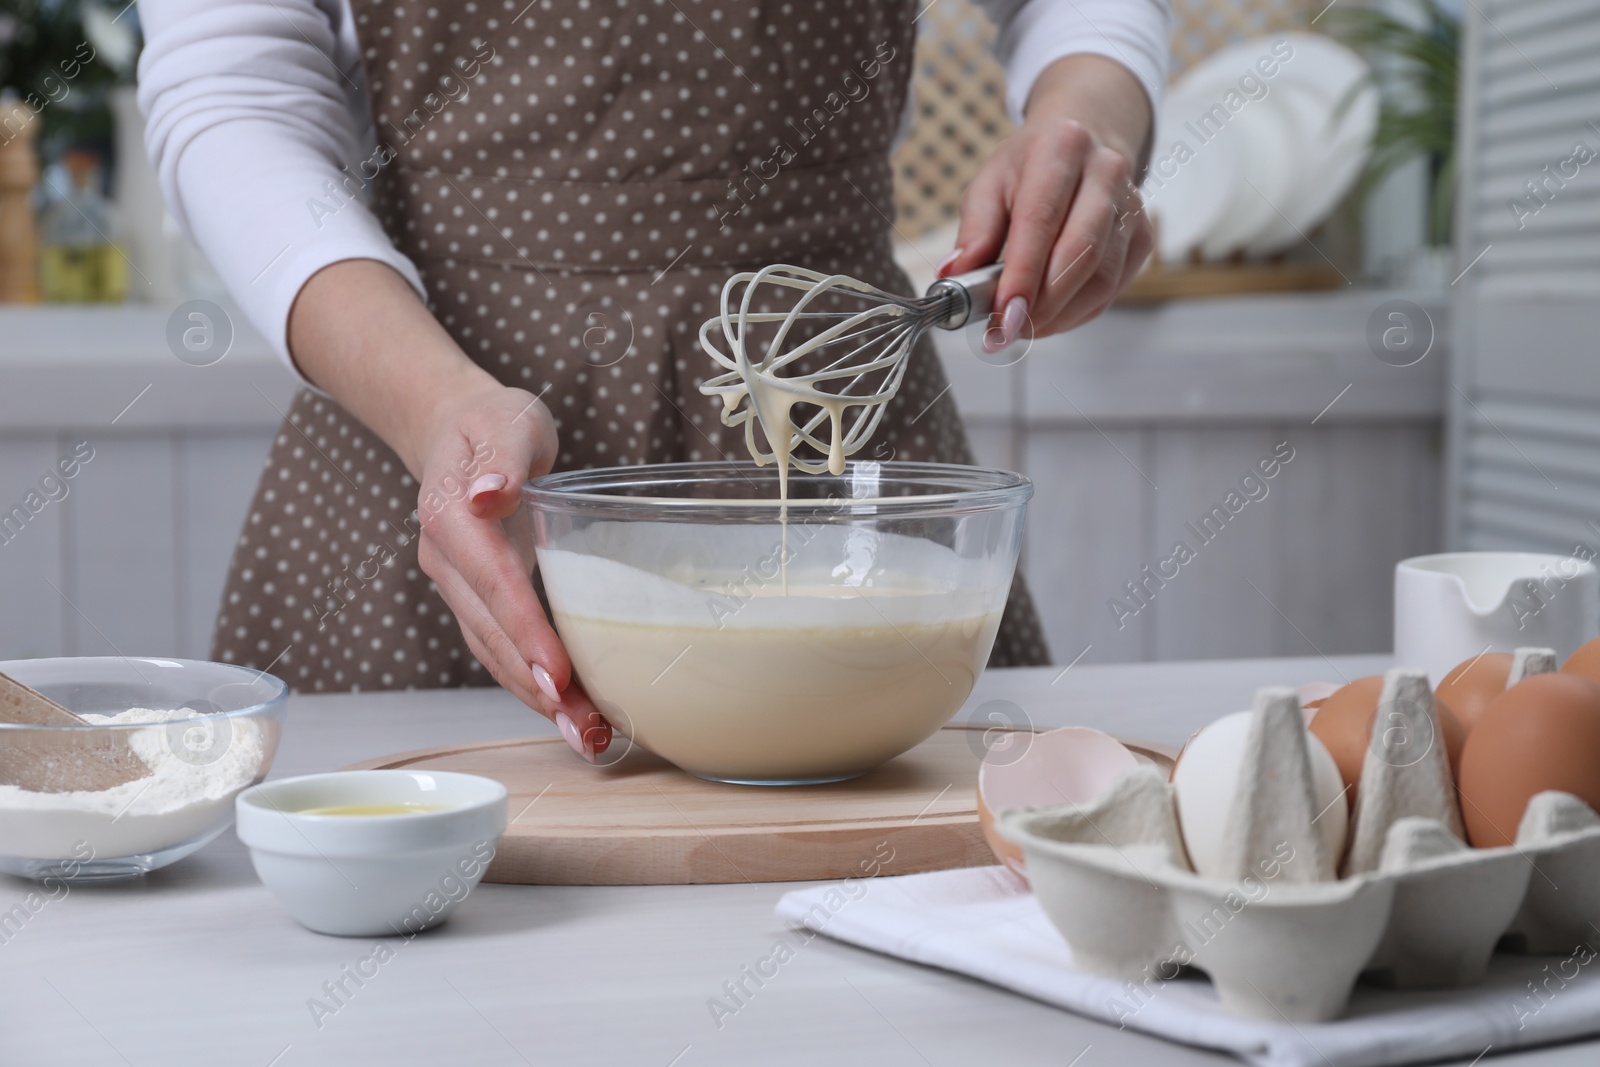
346 726 1175 886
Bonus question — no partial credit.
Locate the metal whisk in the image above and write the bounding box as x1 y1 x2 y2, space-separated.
698 262 1003 475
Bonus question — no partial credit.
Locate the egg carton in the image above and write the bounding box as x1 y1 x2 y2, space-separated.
997 669 1600 1022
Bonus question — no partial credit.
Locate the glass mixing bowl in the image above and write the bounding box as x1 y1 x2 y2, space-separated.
0 657 286 880
525 461 1031 784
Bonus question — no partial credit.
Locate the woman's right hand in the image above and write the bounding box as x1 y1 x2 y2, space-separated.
412 381 615 761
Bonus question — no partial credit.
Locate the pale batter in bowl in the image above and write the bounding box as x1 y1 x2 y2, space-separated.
526 463 1029 784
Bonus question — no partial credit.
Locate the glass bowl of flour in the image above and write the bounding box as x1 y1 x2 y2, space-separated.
525 461 1030 784
0 657 286 879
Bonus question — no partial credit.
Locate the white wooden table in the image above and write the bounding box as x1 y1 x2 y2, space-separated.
2 656 1592 1066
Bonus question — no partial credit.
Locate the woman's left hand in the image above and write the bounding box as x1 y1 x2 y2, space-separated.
940 54 1155 349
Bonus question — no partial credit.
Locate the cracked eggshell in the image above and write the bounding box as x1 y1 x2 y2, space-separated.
1459 673 1600 848
1298 681 1341 714
1171 710 1347 880
977 726 1139 878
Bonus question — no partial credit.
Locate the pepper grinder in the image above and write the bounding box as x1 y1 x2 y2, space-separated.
0 99 41 304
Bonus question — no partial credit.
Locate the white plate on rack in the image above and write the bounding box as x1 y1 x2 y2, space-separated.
1158 32 1377 260
1246 33 1378 254
1142 84 1247 264
1196 89 1299 259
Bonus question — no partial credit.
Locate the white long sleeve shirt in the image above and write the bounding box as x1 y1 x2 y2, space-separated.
137 0 1170 382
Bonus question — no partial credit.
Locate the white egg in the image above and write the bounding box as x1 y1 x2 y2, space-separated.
1171 709 1348 879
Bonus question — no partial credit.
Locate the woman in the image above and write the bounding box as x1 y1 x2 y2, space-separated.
137 0 1168 761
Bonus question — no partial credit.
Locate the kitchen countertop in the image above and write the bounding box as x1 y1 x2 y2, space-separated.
0 304 296 432
3 655 1590 1067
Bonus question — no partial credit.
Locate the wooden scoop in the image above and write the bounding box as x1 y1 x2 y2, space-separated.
0 670 151 792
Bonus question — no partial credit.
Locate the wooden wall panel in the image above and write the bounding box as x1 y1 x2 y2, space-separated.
0 419 1446 667
0 437 68 659
1273 424 1442 661
1147 428 1289 662
1022 428 1152 666
61 435 180 657
1139 424 1442 663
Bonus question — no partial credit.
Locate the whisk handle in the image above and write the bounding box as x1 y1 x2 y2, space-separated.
925 262 1004 330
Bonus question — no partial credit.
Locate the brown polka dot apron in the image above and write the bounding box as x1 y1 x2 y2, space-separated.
212 0 1050 689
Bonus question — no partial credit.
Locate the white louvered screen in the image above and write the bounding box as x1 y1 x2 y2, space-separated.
1447 0 1600 554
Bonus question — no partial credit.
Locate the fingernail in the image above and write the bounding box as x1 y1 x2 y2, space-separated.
531 662 561 704
555 711 588 760
470 473 507 501
981 317 1007 354
935 248 963 277
1001 296 1028 345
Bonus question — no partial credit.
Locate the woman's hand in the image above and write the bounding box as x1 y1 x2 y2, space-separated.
286 259 611 761
413 382 614 761
941 54 1156 349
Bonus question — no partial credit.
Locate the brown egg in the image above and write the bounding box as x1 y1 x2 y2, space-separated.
1561 636 1600 685
1309 675 1466 793
1458 672 1600 848
1436 652 1514 733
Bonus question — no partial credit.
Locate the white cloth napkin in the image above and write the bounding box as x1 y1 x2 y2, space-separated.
775 866 1600 1067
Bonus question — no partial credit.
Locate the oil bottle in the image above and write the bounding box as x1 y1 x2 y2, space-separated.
39 149 128 303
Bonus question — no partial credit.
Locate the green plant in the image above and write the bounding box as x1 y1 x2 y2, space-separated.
0 1 126 151
1331 0 1460 246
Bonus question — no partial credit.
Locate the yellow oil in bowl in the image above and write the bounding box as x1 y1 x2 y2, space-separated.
296 803 451 816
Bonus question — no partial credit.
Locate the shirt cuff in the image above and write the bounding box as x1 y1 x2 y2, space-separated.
252 244 428 392
997 0 1171 126
168 120 428 390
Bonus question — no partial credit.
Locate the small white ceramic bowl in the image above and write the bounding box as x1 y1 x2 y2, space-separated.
236 770 507 937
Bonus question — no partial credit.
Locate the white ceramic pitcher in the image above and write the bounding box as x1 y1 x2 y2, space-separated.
1394 552 1600 685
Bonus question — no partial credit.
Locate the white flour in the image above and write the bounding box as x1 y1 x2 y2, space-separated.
0 708 265 860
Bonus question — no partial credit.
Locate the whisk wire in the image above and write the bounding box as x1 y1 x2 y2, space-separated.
698 263 997 474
